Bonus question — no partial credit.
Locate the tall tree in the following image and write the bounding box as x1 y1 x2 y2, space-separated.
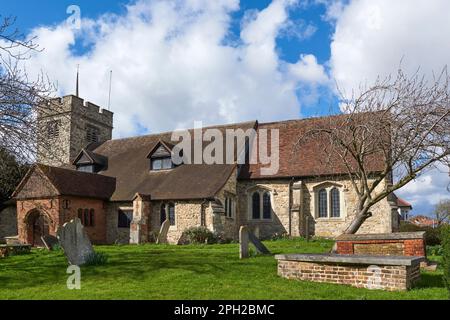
0 148 28 207
434 200 450 226
299 67 450 234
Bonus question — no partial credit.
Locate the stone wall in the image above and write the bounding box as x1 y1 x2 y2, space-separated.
237 176 393 239
210 168 239 240
106 202 133 244
0 205 18 242
237 179 290 239
37 95 113 167
150 200 203 244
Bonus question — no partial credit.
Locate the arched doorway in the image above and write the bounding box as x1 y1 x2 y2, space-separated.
26 210 50 247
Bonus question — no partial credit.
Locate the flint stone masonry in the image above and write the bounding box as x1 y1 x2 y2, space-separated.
38 95 113 166
336 232 426 258
275 254 424 291
57 218 94 265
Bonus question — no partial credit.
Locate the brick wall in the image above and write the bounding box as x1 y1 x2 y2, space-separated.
336 239 426 257
17 196 108 245
277 260 421 291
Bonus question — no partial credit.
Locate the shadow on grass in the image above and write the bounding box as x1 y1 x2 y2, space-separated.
415 273 445 289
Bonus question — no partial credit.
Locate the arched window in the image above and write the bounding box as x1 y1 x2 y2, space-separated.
160 204 167 225
84 208 89 226
160 203 176 226
78 208 83 221
318 189 328 218
168 203 175 226
330 188 340 218
224 197 234 218
263 192 271 219
252 192 260 219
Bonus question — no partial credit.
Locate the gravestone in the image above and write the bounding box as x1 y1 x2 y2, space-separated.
56 218 94 265
239 226 271 259
156 219 170 244
253 226 260 239
239 226 249 259
248 232 271 255
41 235 59 251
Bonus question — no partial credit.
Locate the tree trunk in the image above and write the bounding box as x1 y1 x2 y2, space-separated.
344 211 372 234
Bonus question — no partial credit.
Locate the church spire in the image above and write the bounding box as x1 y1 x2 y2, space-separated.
75 64 79 97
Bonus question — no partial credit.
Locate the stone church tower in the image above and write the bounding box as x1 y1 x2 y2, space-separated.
37 95 113 167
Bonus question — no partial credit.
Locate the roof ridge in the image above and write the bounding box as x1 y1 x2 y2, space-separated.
102 120 258 143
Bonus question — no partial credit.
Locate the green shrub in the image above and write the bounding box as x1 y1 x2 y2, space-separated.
270 232 290 241
440 225 450 298
84 251 108 266
399 221 441 246
426 245 443 256
182 227 217 244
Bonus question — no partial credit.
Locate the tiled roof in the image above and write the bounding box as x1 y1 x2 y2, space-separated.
239 115 386 179
14 164 116 200
92 121 256 201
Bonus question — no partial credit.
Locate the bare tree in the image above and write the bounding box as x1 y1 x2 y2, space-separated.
0 16 73 203
0 16 65 164
298 67 450 234
434 200 450 226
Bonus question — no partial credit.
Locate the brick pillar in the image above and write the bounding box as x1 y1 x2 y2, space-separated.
130 193 151 244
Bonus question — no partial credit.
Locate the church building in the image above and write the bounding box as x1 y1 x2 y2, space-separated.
10 95 399 246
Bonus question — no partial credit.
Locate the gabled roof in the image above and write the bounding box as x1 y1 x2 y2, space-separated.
396 197 412 209
91 121 256 201
146 140 175 159
72 149 108 167
13 164 116 200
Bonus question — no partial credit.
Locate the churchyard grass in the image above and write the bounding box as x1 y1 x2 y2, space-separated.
0 238 446 300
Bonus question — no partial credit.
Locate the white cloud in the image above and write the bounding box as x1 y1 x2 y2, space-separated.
16 0 328 138
327 0 450 214
329 0 450 98
396 163 450 214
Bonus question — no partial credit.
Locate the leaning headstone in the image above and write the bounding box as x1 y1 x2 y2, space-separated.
56 218 94 265
248 232 271 255
156 219 170 244
253 226 260 239
239 226 249 259
41 235 59 251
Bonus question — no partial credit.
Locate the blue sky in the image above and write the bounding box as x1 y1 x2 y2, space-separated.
1 0 338 118
1 0 449 216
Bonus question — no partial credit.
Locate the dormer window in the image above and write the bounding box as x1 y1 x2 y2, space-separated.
147 140 176 171
73 149 107 174
78 164 95 173
151 157 173 170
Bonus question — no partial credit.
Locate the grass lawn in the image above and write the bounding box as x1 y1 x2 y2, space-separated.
0 238 447 300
